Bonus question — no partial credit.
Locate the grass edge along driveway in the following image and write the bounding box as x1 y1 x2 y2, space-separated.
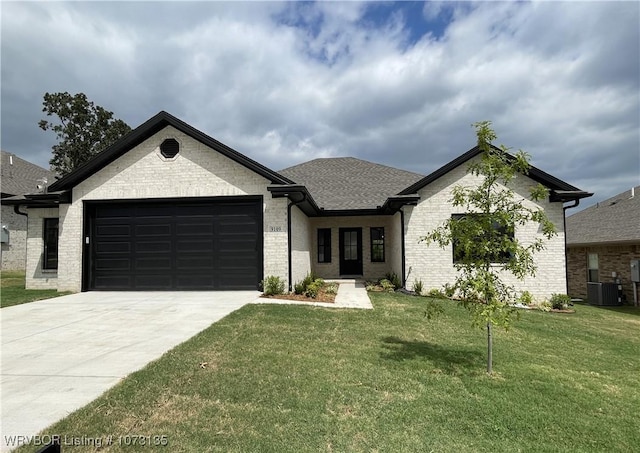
1 271 70 308
13 292 640 452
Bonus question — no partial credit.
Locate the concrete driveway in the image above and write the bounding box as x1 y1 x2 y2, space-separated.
0 291 257 452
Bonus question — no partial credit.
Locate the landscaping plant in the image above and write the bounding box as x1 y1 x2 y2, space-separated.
422 121 557 373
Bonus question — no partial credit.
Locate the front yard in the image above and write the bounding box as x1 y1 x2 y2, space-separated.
18 293 639 452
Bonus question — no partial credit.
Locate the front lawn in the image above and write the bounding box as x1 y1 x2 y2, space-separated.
0 271 68 308
21 293 639 452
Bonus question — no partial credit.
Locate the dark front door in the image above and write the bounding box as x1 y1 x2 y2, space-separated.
84 197 263 291
339 228 362 275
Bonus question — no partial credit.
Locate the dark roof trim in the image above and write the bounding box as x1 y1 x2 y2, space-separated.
399 145 592 202
380 194 420 214
268 185 321 217
550 190 594 203
1 190 71 207
49 111 294 192
268 185 416 217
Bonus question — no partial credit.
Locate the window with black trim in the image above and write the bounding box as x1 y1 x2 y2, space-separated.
370 227 385 262
317 228 331 263
451 214 514 264
43 218 59 270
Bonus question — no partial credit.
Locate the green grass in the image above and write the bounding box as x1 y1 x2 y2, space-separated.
20 293 639 452
0 271 69 308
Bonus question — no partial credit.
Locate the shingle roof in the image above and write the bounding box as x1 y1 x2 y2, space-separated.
1 151 56 197
279 157 424 210
566 186 640 245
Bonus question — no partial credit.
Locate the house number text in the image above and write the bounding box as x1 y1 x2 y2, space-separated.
269 226 283 232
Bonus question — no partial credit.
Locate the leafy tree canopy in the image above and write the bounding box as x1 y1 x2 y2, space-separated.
421 121 557 373
39 92 131 176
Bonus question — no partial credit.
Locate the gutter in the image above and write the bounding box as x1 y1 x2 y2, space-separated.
563 199 581 295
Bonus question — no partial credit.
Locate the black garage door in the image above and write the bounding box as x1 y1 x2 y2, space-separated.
84 197 263 290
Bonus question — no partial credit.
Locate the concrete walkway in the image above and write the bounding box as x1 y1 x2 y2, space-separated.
0 291 257 452
253 279 373 309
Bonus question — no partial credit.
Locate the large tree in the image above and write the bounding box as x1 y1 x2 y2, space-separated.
422 121 557 374
39 92 131 176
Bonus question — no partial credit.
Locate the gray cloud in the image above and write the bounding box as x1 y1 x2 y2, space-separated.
1 1 638 211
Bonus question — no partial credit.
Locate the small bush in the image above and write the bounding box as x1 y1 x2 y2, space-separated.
262 275 285 296
324 282 338 295
550 293 572 310
385 272 402 289
293 281 305 295
304 280 322 299
427 288 447 299
413 279 423 295
518 291 534 306
302 273 314 289
538 300 552 312
380 279 395 292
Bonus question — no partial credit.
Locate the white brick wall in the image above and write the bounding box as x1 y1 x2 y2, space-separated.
42 125 288 292
403 156 566 300
290 205 311 288
24 207 60 289
1 205 27 270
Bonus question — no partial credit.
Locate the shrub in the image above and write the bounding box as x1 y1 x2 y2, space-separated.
538 300 552 312
518 291 534 306
380 279 395 292
365 281 379 291
304 280 322 299
262 276 285 296
293 281 305 295
324 282 338 295
549 293 572 310
413 279 423 295
385 272 402 289
427 288 447 299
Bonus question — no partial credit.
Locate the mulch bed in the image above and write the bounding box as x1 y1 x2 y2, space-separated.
261 286 337 304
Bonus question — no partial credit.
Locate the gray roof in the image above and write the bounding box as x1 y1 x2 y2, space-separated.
566 186 640 245
1 151 56 197
279 157 424 210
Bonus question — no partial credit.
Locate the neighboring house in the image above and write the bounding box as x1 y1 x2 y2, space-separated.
0 151 55 270
6 111 590 298
566 186 640 303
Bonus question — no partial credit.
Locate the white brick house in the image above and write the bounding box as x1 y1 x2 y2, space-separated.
7 112 590 299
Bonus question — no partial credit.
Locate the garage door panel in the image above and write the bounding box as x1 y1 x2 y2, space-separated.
177 239 214 252
95 258 131 271
94 276 132 289
176 256 215 269
175 275 216 289
136 240 172 253
135 275 173 289
96 242 130 253
135 224 172 237
96 224 131 237
135 257 172 270
88 199 262 290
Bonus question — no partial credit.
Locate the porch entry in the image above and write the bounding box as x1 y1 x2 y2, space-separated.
339 227 363 275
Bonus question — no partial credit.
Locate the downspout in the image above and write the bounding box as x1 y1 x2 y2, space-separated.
14 205 28 217
287 194 307 292
400 208 406 288
563 198 581 295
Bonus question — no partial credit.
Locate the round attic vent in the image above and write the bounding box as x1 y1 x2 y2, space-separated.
160 138 179 158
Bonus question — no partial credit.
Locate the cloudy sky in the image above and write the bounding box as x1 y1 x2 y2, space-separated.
2 1 638 211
